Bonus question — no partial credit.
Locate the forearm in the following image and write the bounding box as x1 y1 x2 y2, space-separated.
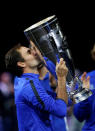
57 77 68 104
23 80 67 117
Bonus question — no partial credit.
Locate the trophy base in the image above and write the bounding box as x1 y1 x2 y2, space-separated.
73 88 92 103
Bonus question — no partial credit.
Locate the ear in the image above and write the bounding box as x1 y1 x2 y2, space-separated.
17 61 26 68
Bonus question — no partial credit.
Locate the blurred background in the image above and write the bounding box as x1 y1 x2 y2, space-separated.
0 2 95 131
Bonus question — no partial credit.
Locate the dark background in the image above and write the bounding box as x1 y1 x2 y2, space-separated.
0 2 95 73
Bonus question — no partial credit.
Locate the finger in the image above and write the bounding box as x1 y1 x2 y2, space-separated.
81 72 87 81
86 76 90 82
30 40 33 44
59 59 63 65
60 58 64 64
82 76 90 88
60 59 66 66
86 76 90 89
60 58 64 61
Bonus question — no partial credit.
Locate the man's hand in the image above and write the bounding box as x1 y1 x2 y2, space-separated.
56 58 68 104
56 58 68 78
81 72 90 89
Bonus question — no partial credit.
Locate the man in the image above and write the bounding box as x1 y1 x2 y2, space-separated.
73 43 95 131
74 70 95 131
29 41 68 131
5 42 68 131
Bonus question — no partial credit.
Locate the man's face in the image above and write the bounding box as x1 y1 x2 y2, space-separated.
18 45 42 69
30 41 43 61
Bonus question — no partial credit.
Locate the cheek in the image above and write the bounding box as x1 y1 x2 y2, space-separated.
27 56 38 64
25 55 34 61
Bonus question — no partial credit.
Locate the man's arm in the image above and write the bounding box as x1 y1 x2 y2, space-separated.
57 77 67 104
56 58 68 104
22 80 67 118
22 58 68 117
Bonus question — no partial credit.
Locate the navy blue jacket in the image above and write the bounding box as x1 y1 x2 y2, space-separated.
14 59 67 131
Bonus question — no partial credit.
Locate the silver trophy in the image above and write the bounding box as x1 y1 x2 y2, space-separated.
24 15 92 103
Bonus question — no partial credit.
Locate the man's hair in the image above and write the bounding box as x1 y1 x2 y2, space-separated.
5 44 25 77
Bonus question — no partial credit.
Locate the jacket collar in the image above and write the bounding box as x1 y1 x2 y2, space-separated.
21 73 39 79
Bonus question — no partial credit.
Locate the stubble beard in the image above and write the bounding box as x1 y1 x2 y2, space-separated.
31 55 45 69
34 54 45 69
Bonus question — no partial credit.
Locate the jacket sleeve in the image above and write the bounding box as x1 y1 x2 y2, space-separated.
45 58 57 79
22 79 67 118
73 98 90 122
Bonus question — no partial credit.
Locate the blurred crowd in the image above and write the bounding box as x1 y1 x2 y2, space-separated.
0 72 18 131
0 43 95 131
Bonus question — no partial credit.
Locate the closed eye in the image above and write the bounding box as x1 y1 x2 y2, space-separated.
27 49 31 54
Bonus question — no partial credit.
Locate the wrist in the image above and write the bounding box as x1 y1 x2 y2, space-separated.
58 76 66 81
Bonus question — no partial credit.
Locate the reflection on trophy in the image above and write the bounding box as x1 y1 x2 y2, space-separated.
24 15 92 103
